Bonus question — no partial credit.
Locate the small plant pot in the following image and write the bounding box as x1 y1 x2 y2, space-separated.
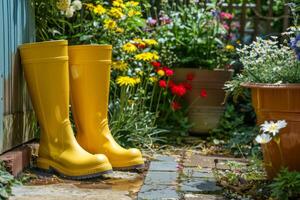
242 83 300 179
173 68 233 134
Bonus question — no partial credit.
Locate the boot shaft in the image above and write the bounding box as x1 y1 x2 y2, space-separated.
69 45 112 133
19 40 74 151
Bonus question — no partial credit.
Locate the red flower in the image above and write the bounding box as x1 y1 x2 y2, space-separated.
220 12 233 20
200 89 207 98
171 84 187 97
163 67 174 77
182 82 192 91
171 101 181 111
168 80 175 88
151 61 161 68
186 73 195 81
159 80 167 88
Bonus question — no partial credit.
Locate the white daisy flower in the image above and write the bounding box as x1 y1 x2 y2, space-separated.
65 6 75 18
71 0 82 11
255 133 272 144
260 120 287 136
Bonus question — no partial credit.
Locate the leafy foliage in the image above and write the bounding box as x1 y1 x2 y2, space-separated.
214 159 269 199
109 101 167 149
0 162 21 200
269 168 300 200
151 2 234 69
211 91 259 157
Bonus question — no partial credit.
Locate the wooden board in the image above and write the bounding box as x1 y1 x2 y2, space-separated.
0 0 36 153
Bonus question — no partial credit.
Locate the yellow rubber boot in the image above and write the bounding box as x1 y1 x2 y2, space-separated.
19 40 112 179
69 45 144 169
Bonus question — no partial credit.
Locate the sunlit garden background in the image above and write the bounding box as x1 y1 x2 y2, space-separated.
1 0 300 199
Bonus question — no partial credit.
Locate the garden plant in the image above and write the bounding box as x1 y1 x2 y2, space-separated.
7 0 300 199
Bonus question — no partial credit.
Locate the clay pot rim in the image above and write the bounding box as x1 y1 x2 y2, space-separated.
241 82 300 89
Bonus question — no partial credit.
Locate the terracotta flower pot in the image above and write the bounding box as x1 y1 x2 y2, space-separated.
173 68 233 134
242 83 300 179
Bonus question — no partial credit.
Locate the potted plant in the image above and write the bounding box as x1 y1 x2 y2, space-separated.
228 33 300 178
151 2 235 133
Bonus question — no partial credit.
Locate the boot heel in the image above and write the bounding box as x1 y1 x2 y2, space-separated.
37 158 51 170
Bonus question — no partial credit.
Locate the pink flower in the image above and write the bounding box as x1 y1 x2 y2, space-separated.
159 16 172 25
147 17 157 26
220 12 233 20
223 23 230 31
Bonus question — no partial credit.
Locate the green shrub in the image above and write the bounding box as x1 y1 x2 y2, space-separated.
270 168 300 200
0 162 21 200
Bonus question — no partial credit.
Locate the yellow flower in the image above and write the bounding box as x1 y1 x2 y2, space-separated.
111 61 128 71
57 0 70 11
128 9 141 17
125 1 139 7
225 44 235 51
134 52 159 61
134 77 141 84
157 69 165 77
109 7 124 19
116 76 138 87
144 39 158 46
133 38 146 46
149 77 158 83
85 3 94 11
116 27 124 33
93 5 106 15
112 0 125 8
122 43 137 53
104 19 117 30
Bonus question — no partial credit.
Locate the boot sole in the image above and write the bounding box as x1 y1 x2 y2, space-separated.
113 164 145 171
37 167 113 180
37 158 112 180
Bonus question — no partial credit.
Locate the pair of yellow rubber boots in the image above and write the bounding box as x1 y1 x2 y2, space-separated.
19 40 144 179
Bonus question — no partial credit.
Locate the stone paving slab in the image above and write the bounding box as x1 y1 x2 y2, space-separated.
137 185 180 200
184 154 247 169
183 168 214 179
148 155 178 172
184 194 224 200
138 154 180 199
10 184 131 200
144 171 177 185
179 179 222 193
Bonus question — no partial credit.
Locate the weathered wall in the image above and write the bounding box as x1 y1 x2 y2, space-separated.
0 0 36 153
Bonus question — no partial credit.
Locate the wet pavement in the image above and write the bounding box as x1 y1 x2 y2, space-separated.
10 171 145 200
137 153 225 200
10 149 246 200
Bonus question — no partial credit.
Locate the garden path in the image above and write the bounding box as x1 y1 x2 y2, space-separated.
9 143 246 200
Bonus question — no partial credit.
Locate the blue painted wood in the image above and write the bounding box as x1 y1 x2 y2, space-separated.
0 0 36 153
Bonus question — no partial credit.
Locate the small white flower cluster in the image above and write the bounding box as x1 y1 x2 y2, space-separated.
56 0 82 18
255 120 287 144
237 37 300 84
